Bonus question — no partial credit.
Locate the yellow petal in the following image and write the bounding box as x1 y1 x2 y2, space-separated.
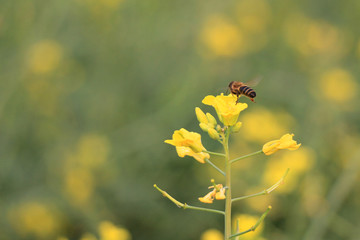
262 134 301 155
199 191 215 204
195 107 209 124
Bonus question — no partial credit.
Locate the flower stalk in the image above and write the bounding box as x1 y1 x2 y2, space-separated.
232 168 289 203
223 128 232 239
155 93 301 240
154 184 225 215
230 206 272 239
205 159 225 176
229 150 263 164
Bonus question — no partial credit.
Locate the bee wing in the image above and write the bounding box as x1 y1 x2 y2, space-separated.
244 76 262 87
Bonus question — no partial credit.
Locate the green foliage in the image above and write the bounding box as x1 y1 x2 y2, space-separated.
0 0 360 239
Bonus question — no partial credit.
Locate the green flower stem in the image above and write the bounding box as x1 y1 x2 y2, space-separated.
229 150 263 164
204 150 226 157
229 206 272 239
205 159 225 176
223 128 232 240
231 168 289 203
153 184 225 215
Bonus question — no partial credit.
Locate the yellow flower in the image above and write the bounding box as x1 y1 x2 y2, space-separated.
165 128 209 163
99 221 131 240
27 40 63 74
202 93 248 126
200 229 224 240
199 16 245 57
198 191 215 204
233 214 264 239
8 202 60 238
199 184 226 203
319 68 357 104
262 133 301 155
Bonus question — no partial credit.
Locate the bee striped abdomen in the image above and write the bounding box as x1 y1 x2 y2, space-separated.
240 86 256 98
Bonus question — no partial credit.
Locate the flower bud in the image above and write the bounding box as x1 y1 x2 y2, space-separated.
208 128 220 140
232 122 243 133
199 123 209 132
195 107 208 124
206 113 217 127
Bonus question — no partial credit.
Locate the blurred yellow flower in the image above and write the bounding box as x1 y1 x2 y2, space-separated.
200 16 245 57
76 134 111 168
27 40 63 74
8 202 60 238
199 184 226 203
235 0 271 52
233 214 263 239
240 108 293 143
57 237 69 240
202 93 248 126
99 221 131 240
80 233 97 240
284 14 348 58
64 168 94 205
57 237 68 240
236 0 271 34
165 128 209 163
200 229 224 240
245 188 275 213
263 147 315 193
319 68 357 103
262 134 301 155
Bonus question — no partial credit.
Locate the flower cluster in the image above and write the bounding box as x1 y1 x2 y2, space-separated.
158 92 301 239
202 93 247 126
199 180 226 204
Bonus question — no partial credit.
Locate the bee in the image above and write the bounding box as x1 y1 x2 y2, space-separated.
228 79 259 103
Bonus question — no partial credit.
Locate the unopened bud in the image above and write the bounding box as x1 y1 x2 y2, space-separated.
232 122 243 133
208 128 220 140
195 107 208 124
206 113 217 127
199 123 209 132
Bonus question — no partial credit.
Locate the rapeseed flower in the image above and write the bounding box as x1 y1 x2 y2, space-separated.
165 128 210 163
202 94 247 126
262 133 301 155
199 184 226 203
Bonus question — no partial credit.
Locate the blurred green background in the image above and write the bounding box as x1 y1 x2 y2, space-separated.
1 0 360 239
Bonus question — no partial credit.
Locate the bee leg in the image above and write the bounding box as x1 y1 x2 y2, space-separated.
250 98 256 103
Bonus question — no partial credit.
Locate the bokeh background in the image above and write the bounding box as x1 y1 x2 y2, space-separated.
1 0 360 239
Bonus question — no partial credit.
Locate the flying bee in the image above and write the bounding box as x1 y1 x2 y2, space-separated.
228 78 260 103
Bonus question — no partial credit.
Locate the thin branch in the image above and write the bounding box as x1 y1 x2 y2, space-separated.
229 150 263 164
232 168 289 203
204 150 226 157
153 184 225 215
205 159 225 176
230 206 272 239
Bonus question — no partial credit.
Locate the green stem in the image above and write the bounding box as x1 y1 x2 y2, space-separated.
223 129 232 240
229 150 263 164
230 206 272 239
204 150 226 157
153 184 224 215
232 191 268 202
183 204 225 215
205 159 225 176
232 168 289 203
